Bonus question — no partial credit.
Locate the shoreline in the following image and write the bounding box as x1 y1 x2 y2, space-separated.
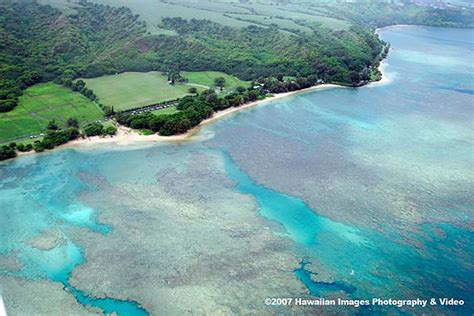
375 24 415 34
9 47 391 160
12 84 345 159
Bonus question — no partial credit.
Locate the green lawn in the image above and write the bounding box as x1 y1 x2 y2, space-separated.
182 71 250 92
81 71 249 112
0 83 104 143
151 106 178 116
81 72 205 111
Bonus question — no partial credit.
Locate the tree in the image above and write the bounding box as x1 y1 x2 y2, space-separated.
168 71 184 85
236 86 246 93
67 117 79 128
0 99 18 112
188 87 198 94
104 125 117 136
36 128 79 150
149 115 169 132
47 120 58 130
33 142 45 152
0 145 17 160
214 77 226 91
84 123 104 137
350 71 361 85
17 143 33 152
246 90 260 102
102 105 115 116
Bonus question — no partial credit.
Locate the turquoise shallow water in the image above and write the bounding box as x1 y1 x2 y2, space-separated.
207 26 474 313
0 152 147 314
0 26 473 314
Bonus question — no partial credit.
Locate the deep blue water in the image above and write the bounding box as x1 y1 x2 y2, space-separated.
0 26 473 315
294 259 356 296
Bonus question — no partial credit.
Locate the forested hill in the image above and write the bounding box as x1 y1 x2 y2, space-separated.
125 18 383 82
303 0 474 29
0 0 145 111
1 0 473 113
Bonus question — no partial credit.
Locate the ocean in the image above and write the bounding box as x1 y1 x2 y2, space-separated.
0 26 473 315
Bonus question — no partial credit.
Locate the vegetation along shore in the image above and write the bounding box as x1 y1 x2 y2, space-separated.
1 0 471 161
4 75 389 162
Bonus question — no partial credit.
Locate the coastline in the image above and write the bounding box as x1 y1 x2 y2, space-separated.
9 49 391 160
375 24 414 34
75 84 343 143
370 57 391 87
13 84 344 159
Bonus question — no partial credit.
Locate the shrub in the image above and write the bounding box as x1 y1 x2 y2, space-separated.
34 142 45 152
0 99 17 112
67 117 79 128
41 128 79 149
84 123 104 137
104 125 117 136
0 145 17 160
47 120 58 130
16 143 33 152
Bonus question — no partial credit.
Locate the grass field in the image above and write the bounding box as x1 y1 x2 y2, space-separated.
183 71 250 92
41 0 352 34
0 83 104 143
227 14 313 34
44 0 258 35
152 106 178 116
81 72 203 111
239 4 351 31
81 71 249 111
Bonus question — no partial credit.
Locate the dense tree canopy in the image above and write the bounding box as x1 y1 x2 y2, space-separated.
0 0 145 111
126 18 384 83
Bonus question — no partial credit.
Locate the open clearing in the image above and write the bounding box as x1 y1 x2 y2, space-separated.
81 72 203 111
41 0 352 34
82 71 249 111
44 0 257 35
183 71 250 92
0 83 104 143
152 106 178 116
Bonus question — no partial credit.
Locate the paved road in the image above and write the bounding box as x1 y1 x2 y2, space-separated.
120 101 178 116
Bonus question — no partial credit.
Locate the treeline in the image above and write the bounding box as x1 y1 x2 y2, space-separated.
123 18 384 83
116 86 263 136
116 61 385 137
116 72 338 136
0 128 80 160
33 128 81 152
0 119 117 161
61 79 117 115
63 80 96 101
